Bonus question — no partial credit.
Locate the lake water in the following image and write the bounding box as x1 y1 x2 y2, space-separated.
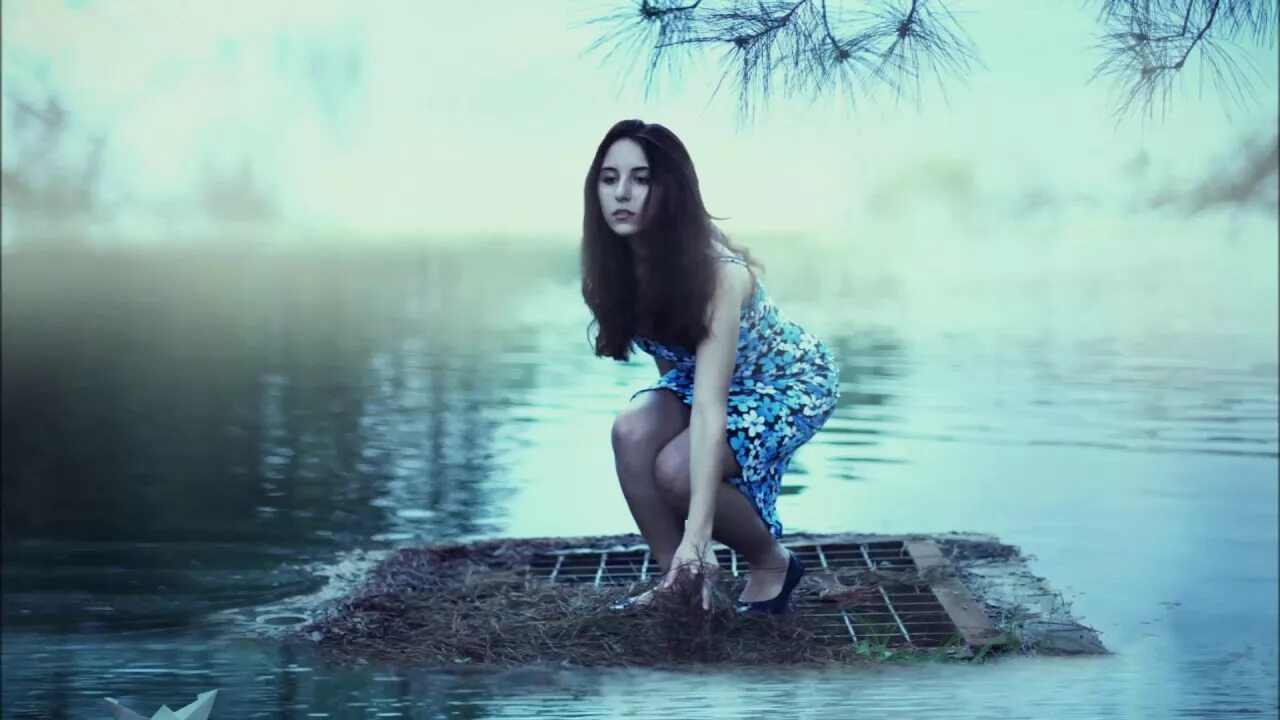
2 217 1277 719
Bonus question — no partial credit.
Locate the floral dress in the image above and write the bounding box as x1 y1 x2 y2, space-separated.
632 254 841 538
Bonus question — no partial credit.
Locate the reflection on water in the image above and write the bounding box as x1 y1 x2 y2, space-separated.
2 633 1275 719
1 232 1277 718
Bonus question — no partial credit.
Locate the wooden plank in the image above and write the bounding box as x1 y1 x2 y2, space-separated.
905 539 1004 649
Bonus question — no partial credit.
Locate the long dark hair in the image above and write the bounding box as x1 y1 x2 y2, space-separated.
581 119 760 361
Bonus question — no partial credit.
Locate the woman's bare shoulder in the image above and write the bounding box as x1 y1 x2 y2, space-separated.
710 256 755 310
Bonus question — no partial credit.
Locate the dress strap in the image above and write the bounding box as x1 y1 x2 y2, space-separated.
715 255 749 268
714 254 761 306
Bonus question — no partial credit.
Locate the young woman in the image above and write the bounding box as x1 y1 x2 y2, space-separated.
581 119 841 614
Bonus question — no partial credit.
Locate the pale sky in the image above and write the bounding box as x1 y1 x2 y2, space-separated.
1 0 1276 240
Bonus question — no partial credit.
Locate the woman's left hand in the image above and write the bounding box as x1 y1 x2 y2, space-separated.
662 534 720 611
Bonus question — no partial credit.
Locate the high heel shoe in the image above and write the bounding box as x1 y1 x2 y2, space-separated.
609 595 641 612
735 550 804 615
609 587 657 612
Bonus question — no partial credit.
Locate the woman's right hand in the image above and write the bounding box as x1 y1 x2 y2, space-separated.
661 534 720 611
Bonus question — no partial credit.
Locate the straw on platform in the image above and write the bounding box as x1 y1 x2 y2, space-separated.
298 536 964 668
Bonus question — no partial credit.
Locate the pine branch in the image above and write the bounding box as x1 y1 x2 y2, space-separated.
580 0 1277 121
580 0 980 121
1089 0 1274 120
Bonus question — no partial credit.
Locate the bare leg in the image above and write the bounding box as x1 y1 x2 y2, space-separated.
611 390 690 575
653 429 792 603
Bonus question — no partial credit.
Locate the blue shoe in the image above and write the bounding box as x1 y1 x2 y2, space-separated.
609 588 655 612
735 550 804 615
609 595 639 612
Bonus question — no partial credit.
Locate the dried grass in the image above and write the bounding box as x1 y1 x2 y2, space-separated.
298 535 960 669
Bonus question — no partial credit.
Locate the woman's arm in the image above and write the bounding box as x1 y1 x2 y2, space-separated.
684 262 752 543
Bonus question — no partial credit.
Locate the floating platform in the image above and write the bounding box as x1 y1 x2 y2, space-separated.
283 532 1106 668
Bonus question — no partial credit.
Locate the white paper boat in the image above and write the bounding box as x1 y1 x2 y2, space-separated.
104 689 218 720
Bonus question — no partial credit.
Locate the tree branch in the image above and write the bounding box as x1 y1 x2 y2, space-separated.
1151 0 1221 70
820 0 843 54
581 0 1275 121
1090 0 1271 119
1180 0 1196 35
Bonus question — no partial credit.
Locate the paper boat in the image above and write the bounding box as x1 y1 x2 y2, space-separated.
104 689 218 720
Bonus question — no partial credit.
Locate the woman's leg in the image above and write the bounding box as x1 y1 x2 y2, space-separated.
611 390 690 573
652 430 792 603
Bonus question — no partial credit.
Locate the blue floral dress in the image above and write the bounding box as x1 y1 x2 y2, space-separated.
631 254 841 538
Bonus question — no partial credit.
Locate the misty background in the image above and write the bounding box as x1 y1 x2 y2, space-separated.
2 0 1276 245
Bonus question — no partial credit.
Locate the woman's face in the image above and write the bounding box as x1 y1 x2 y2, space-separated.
597 138 649 237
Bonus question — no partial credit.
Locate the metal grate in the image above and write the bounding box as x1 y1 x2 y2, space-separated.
528 536 1000 651
529 548 657 584
798 587 959 648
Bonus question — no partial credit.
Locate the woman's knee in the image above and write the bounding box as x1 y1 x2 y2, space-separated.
611 410 655 459
653 431 741 500
611 392 686 459
653 439 689 500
